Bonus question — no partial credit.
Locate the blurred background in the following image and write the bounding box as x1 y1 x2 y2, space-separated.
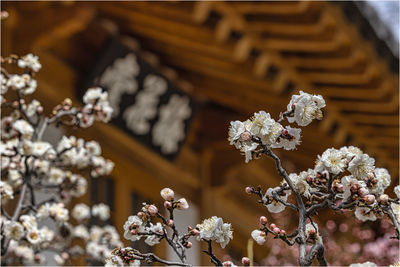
1 1 399 265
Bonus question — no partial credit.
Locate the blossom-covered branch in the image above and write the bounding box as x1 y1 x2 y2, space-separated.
1 51 121 265
106 188 233 266
228 91 400 266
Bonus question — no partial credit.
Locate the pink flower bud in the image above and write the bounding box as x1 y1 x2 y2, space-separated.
185 242 192 248
148 205 158 216
61 252 69 260
363 194 375 205
240 131 252 141
12 101 19 107
282 129 289 136
245 187 253 194
270 223 276 229
378 194 389 204
280 230 286 235
260 216 268 225
273 227 280 235
20 99 25 104
242 257 251 266
160 188 175 201
37 106 43 113
164 201 172 209
137 211 145 218
351 185 358 193
191 229 200 236
167 219 174 227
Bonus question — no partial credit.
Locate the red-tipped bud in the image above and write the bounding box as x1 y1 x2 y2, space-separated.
245 187 253 194
270 223 276 229
260 216 268 225
185 242 192 248
273 227 280 235
164 201 172 209
147 205 158 216
61 252 69 260
242 257 251 266
167 219 174 227
351 185 358 193
378 194 389 204
363 194 375 205
191 229 200 236
282 129 289 136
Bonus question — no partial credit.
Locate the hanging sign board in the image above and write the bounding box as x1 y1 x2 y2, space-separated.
80 38 195 161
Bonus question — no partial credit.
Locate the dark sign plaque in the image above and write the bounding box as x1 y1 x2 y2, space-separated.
79 38 195 161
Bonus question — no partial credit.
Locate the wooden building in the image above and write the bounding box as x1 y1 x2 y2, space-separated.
2 1 398 265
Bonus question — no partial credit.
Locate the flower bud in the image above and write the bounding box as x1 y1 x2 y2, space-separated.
37 106 43 113
61 252 69 260
147 205 158 216
176 198 189 210
185 242 192 248
280 230 286 235
270 223 276 229
164 201 172 209
378 194 389 204
137 211 145 218
167 219 174 227
272 227 280 235
259 216 268 225
242 257 251 266
191 229 200 236
160 188 175 201
363 194 375 205
245 187 253 194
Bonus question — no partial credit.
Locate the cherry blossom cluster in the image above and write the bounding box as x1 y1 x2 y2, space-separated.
106 188 233 266
228 91 324 163
229 91 399 266
0 52 118 265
